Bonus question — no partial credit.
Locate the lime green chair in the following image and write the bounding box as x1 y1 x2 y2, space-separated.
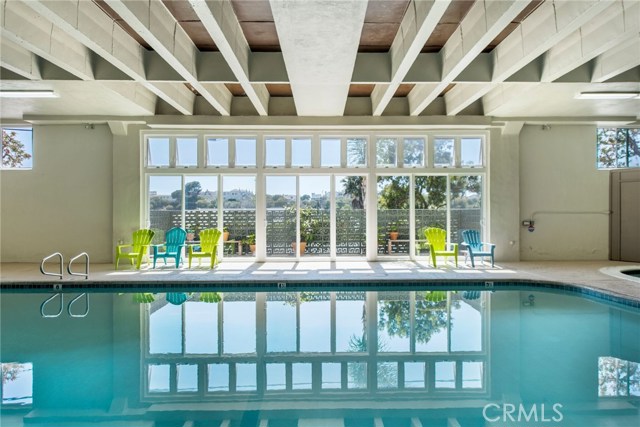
424 227 458 267
133 293 155 303
188 228 222 268
199 292 222 303
115 229 155 270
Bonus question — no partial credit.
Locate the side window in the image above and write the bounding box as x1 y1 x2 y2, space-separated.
2 127 33 169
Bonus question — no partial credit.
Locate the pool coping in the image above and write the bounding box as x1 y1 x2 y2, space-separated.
2 277 639 310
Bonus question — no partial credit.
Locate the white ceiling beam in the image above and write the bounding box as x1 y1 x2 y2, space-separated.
371 0 451 116
542 0 640 82
592 33 640 82
1 0 93 80
445 0 616 115
270 0 368 116
104 0 231 116
408 0 531 116
1 0 155 115
0 38 41 80
24 0 194 115
190 0 269 116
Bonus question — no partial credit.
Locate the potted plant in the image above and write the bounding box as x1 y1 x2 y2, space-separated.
244 233 256 254
388 222 399 240
186 229 195 242
223 226 230 242
289 207 320 256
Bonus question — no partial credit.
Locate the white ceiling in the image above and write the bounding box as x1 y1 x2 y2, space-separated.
0 0 639 124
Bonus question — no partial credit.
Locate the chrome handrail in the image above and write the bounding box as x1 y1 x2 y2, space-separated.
40 293 64 318
40 252 63 279
68 252 89 279
68 293 90 318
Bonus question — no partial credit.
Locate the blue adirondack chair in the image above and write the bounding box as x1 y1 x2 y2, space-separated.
461 229 496 267
152 227 187 268
166 292 190 305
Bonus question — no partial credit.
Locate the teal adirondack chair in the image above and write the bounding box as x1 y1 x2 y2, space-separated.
115 229 155 270
152 227 187 268
424 227 458 267
461 229 496 267
188 228 222 268
166 292 190 305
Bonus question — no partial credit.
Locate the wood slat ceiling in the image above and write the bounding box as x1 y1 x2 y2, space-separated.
359 0 411 52
94 0 545 67
231 0 280 51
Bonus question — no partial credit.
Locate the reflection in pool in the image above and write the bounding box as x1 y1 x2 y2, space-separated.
1 288 639 426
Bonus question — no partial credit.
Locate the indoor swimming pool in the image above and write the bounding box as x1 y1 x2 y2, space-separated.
1 284 639 427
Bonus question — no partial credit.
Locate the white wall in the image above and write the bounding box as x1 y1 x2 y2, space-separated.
0 124 113 262
0 121 611 263
489 125 521 261
519 124 609 260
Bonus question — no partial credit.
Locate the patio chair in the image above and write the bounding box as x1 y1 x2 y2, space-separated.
166 292 190 305
424 227 458 267
152 227 187 268
461 229 495 267
188 228 222 268
133 293 155 303
115 229 155 270
199 292 222 303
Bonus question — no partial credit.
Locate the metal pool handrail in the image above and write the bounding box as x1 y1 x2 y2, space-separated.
40 293 64 318
67 252 89 279
40 252 63 279
67 293 90 318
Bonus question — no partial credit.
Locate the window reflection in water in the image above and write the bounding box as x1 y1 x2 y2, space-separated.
144 291 486 397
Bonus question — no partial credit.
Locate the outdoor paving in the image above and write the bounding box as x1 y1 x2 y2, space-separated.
2 260 640 302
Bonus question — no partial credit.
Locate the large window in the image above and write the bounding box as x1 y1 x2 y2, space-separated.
597 128 640 169
2 127 33 170
143 291 487 399
144 132 486 261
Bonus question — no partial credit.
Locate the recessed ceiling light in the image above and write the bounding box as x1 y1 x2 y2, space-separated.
0 90 58 98
576 92 639 100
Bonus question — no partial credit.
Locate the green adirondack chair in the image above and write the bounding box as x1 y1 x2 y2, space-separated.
133 293 155 303
152 227 187 268
188 228 222 268
199 292 222 303
424 227 458 267
115 229 155 270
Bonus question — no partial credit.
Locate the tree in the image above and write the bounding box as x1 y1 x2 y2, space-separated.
2 129 31 167
377 295 458 345
171 181 202 209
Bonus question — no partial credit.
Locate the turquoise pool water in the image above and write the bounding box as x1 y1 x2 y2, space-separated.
1 287 639 427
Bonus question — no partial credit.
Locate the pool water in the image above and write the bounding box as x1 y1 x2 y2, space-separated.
622 270 640 278
1 288 639 427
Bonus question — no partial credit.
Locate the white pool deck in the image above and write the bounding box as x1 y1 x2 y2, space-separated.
2 260 640 302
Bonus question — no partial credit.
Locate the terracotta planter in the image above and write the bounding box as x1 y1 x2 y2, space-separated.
389 231 399 240
223 231 230 242
186 232 195 241
250 244 256 254
291 241 307 256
